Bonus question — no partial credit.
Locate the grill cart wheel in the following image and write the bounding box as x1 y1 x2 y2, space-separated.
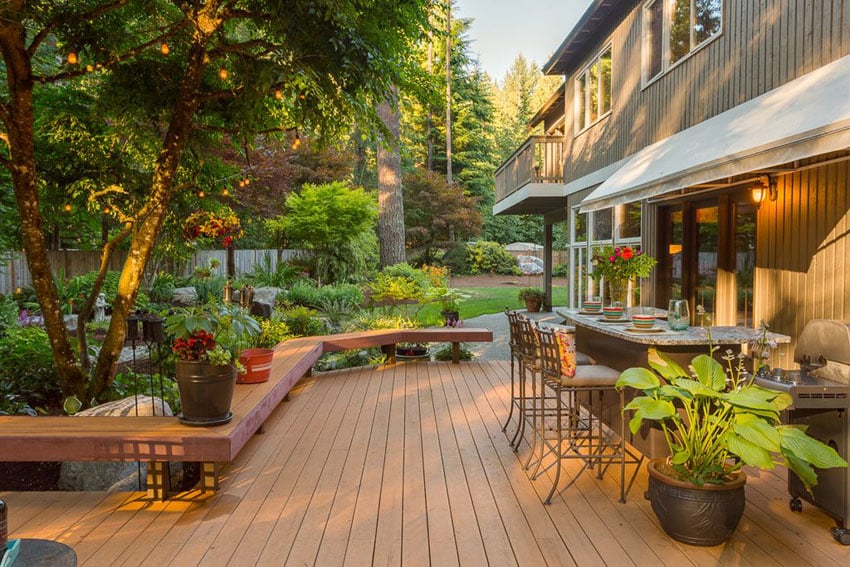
790 497 803 512
831 527 850 545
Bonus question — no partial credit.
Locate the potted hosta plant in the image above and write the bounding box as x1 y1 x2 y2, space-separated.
166 302 260 425
616 336 847 546
517 288 545 313
431 287 467 326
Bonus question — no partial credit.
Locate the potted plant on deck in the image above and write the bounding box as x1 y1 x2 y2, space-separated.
616 336 847 546
517 288 545 313
431 287 467 326
166 302 260 425
238 316 293 384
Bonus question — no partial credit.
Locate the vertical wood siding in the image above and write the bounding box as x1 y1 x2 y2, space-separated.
561 0 850 183
755 158 850 368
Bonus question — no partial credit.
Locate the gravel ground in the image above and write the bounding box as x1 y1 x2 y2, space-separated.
464 309 566 361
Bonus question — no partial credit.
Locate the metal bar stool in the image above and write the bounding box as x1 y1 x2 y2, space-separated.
501 309 523 436
531 326 643 504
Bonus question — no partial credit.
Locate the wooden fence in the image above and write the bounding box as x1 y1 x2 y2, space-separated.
0 249 304 295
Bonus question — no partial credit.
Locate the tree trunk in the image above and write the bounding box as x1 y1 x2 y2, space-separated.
445 1 453 185
0 13 87 398
90 8 221 398
376 87 406 267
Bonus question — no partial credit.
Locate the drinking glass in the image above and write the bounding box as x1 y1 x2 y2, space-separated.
667 300 690 331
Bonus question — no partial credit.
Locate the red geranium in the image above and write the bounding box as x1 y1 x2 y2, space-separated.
173 329 216 361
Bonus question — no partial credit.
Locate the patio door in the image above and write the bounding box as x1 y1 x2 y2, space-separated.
656 190 757 326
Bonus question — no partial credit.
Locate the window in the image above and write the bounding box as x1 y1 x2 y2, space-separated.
575 45 612 132
643 0 722 82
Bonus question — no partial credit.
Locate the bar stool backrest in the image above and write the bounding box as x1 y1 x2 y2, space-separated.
536 327 562 379
515 315 539 362
505 309 521 350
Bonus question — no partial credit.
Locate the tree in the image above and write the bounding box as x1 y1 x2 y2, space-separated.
268 181 377 284
403 170 481 264
0 0 432 400
377 88 406 266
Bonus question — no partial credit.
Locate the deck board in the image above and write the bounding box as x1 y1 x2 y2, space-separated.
3 360 848 566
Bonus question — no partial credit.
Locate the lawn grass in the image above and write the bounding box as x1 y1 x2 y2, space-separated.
408 286 526 326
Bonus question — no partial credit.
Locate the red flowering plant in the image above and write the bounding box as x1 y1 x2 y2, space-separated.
591 244 657 282
183 209 243 248
166 302 261 367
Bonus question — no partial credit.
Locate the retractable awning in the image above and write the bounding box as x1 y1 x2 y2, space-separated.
579 53 850 212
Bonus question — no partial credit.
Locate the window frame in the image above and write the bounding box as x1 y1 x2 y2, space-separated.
642 0 724 86
574 43 613 135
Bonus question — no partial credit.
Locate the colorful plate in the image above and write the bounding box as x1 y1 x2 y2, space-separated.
597 317 630 324
625 326 665 333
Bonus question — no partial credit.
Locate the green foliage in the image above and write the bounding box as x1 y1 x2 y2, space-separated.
617 346 847 488
432 343 474 362
314 348 385 372
344 312 419 332
268 181 377 284
255 317 294 349
165 302 261 363
552 263 569 277
0 327 62 407
243 253 301 288
147 273 176 304
192 275 227 305
0 294 20 331
440 242 470 275
280 306 326 337
367 263 435 309
467 241 521 275
517 288 545 301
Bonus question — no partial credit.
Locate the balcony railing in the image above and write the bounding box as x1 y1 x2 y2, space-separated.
494 136 564 203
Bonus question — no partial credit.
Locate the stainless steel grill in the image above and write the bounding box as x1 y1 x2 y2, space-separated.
754 319 850 545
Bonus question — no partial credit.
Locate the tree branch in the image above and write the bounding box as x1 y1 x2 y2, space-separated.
28 0 131 56
35 20 190 83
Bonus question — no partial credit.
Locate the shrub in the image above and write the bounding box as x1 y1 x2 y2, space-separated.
552 263 569 277
467 241 521 275
314 348 385 372
440 242 470 275
280 305 326 337
243 253 301 288
0 294 19 332
0 327 61 408
344 312 419 332
367 263 433 308
255 317 294 348
148 273 176 303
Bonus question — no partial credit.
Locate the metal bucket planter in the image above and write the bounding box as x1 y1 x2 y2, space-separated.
175 360 237 426
646 458 746 546
237 348 275 384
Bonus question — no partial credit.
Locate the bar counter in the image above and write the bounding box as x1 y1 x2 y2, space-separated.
556 309 791 457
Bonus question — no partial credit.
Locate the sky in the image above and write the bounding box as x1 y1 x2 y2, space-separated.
455 0 594 81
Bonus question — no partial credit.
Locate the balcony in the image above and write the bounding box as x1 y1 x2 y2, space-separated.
494 135 565 215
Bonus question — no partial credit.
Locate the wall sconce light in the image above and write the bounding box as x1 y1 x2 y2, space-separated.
751 175 778 206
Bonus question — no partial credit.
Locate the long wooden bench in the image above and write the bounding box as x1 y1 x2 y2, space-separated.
0 327 492 499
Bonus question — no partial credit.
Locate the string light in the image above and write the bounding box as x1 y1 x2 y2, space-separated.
67 52 78 65
85 64 93 72
198 190 205 198
103 206 111 214
274 89 283 100
221 188 229 197
243 178 250 186
64 203 72 212
218 68 228 79
291 130 301 150
160 42 170 55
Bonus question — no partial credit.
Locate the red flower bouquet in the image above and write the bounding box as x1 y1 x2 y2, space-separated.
183 209 243 248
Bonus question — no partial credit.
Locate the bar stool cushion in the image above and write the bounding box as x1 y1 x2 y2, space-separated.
553 329 577 377
576 351 595 365
560 364 621 387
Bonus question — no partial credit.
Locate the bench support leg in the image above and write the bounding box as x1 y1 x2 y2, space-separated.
452 342 460 364
146 461 171 501
201 462 220 493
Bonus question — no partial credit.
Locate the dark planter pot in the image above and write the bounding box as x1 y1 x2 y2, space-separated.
646 458 746 546
396 345 430 360
175 360 237 426
524 297 543 313
441 310 460 326
237 348 275 384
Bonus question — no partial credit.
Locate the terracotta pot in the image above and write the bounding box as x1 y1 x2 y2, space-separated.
175 360 237 426
237 348 275 384
646 458 746 546
524 297 542 313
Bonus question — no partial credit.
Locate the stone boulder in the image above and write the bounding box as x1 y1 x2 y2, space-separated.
59 396 182 492
171 286 198 306
251 286 282 305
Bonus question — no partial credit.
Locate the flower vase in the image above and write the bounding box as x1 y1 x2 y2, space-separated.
607 278 629 306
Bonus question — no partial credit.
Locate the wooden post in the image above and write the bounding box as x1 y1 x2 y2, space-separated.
146 461 171 501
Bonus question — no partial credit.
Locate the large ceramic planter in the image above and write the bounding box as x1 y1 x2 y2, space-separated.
524 297 542 313
237 348 275 384
175 360 237 426
646 458 746 546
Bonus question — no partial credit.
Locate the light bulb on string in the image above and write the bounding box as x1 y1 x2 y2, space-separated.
218 68 228 80
103 206 111 214
291 131 301 150
63 203 72 212
198 190 205 198
160 42 170 55
67 52 78 65
85 64 93 73
274 89 283 100
222 188 229 197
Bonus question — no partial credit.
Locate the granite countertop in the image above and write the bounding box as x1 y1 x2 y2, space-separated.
559 310 791 346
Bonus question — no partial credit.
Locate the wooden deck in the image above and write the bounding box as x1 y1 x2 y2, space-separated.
3 361 848 566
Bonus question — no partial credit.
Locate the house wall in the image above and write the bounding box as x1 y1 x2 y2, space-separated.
755 158 850 367
562 0 850 183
